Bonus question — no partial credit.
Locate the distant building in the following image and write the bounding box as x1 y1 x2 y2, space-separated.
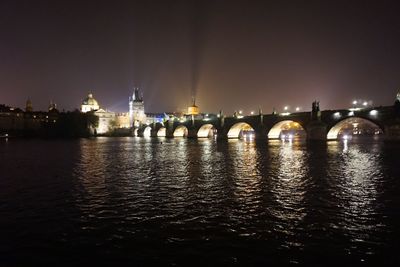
0 100 61 135
26 98 33 112
78 90 171 134
129 88 146 127
79 93 133 134
184 97 204 121
0 104 25 132
81 93 100 113
115 113 130 128
186 97 199 116
145 113 166 124
48 101 57 112
79 93 116 134
94 109 115 134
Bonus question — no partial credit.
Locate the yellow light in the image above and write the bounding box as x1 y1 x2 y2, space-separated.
187 105 199 115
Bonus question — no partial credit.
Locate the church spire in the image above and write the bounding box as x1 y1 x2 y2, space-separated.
25 98 33 112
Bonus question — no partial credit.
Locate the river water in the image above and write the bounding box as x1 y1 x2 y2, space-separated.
1 137 399 266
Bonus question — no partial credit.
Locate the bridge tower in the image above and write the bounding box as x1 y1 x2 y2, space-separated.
129 88 146 128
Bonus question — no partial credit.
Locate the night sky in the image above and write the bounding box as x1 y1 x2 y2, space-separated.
1 0 399 114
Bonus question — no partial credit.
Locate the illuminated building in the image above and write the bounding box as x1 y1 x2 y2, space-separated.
94 109 116 134
78 91 153 134
187 97 199 115
145 113 166 124
80 93 107 133
115 113 130 128
81 93 100 113
91 110 130 135
129 88 146 127
80 93 129 134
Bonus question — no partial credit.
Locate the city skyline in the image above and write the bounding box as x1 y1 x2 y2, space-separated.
2 2 400 265
1 0 400 114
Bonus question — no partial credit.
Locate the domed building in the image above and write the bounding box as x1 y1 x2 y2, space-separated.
186 97 199 115
81 93 100 113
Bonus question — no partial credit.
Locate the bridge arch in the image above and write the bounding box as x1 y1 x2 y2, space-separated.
197 124 216 138
327 117 383 140
143 126 152 137
227 122 254 139
157 127 166 137
268 120 306 139
173 125 188 137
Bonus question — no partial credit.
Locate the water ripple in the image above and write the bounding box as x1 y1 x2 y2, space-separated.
1 138 399 265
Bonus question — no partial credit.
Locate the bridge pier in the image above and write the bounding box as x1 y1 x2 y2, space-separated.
216 127 228 141
150 129 158 137
165 120 175 138
306 121 327 141
255 127 268 140
187 128 198 138
384 121 400 141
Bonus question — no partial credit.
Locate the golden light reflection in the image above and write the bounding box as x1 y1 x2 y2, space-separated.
269 142 308 223
73 138 110 217
327 142 382 241
230 141 262 209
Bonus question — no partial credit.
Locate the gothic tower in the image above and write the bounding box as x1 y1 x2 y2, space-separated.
129 88 146 127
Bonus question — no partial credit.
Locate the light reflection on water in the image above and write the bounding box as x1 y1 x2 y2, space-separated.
1 137 399 265
270 140 308 222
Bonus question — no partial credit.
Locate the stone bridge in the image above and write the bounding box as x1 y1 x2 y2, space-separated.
135 100 400 141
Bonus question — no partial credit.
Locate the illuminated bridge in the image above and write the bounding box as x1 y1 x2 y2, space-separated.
134 100 400 141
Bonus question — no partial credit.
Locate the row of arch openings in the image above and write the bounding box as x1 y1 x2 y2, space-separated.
135 117 383 140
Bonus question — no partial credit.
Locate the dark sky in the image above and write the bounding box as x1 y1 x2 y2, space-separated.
1 0 399 114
